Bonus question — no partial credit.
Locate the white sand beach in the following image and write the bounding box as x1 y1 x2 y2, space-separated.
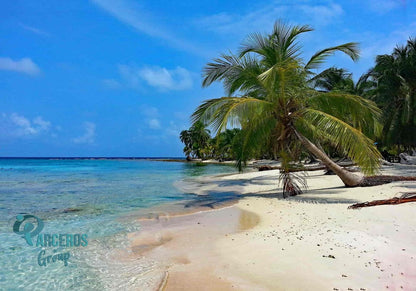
129 164 416 290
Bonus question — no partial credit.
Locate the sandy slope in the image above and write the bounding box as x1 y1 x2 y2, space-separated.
130 165 416 290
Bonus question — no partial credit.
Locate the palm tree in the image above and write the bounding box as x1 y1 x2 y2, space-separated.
190 121 211 159
179 121 211 159
179 129 192 160
311 67 376 98
213 128 241 160
371 38 416 151
192 21 382 196
311 67 354 93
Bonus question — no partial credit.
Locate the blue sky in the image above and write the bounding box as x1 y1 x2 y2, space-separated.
1 0 414 157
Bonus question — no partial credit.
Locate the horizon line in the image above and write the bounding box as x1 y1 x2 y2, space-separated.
0 156 185 160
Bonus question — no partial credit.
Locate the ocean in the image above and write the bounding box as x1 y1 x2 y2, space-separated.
0 158 237 290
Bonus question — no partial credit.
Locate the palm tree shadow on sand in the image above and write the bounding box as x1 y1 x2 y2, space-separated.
179 181 361 209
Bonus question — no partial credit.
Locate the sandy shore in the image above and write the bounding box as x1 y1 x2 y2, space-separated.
128 164 416 290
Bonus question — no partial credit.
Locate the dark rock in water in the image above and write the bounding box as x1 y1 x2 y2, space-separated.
62 208 81 213
258 165 273 171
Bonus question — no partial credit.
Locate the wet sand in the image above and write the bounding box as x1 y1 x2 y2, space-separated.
128 206 260 290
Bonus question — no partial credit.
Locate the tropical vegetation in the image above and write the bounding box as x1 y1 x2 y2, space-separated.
180 124 244 161
370 38 416 152
180 21 415 197
180 121 211 160
309 38 416 154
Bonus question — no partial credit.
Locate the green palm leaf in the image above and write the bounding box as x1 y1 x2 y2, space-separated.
202 54 266 96
191 97 273 135
308 92 382 137
305 43 360 70
298 109 381 175
234 113 276 170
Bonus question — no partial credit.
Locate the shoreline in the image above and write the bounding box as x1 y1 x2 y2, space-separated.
127 205 261 290
125 164 416 290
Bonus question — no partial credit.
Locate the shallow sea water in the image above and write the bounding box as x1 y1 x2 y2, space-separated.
0 159 237 290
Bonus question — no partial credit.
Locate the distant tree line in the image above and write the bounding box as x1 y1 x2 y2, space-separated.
180 121 274 161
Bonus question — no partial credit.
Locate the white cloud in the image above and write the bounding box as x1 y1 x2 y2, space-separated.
115 65 193 91
147 118 161 129
297 3 343 25
140 105 161 129
0 57 40 75
195 7 284 35
195 1 343 36
10 113 37 135
73 122 96 144
19 23 50 37
0 113 51 137
138 106 185 134
139 66 192 91
134 120 186 143
91 0 206 56
367 0 402 14
33 116 51 131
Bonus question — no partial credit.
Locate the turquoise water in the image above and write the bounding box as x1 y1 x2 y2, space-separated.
0 159 237 290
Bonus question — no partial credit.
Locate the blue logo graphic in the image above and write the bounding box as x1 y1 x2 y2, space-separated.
12 213 88 267
13 214 44 246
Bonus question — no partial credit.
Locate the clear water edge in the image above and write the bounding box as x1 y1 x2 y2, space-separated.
0 159 238 290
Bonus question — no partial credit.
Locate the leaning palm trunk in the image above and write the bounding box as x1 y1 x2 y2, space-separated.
295 131 364 186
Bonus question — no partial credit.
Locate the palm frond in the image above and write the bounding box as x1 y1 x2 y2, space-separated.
278 151 307 197
239 20 312 61
297 109 382 175
308 67 352 91
271 21 313 60
202 54 266 96
279 170 307 198
202 53 239 88
305 43 360 70
224 56 266 96
257 59 303 95
308 92 382 137
239 32 271 57
234 113 276 171
191 97 273 135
